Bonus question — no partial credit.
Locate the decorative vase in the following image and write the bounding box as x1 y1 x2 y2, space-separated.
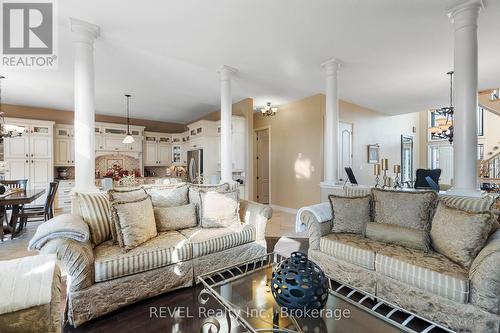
271 252 328 311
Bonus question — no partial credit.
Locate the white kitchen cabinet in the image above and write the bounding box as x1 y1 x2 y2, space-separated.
54 180 74 213
144 141 158 165
144 132 172 166
157 143 171 165
4 135 29 159
4 118 54 204
172 145 182 164
5 159 29 181
54 138 73 166
30 135 53 159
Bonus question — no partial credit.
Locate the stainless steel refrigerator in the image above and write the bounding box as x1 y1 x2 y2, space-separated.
187 149 203 183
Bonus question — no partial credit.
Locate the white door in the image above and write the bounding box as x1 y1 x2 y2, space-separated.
5 159 29 181
144 142 158 165
4 136 29 159
157 143 171 165
255 129 270 204
30 136 52 159
30 159 52 205
338 122 353 182
54 138 71 165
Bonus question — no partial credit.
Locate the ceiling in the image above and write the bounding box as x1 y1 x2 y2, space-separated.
2 0 499 124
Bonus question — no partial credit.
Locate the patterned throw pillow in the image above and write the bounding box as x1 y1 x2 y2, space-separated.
154 203 197 231
149 184 189 207
111 196 157 252
188 183 231 221
108 187 148 202
328 194 371 234
108 187 149 243
199 189 240 228
439 194 500 234
431 202 493 268
77 192 113 246
371 188 438 231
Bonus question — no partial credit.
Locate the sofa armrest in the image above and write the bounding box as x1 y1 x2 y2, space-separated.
40 238 95 292
303 211 332 250
239 199 272 242
469 229 500 315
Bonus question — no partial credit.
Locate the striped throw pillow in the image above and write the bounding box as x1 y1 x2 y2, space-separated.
77 192 113 246
438 194 497 212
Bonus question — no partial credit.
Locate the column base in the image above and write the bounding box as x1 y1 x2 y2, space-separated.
443 187 485 198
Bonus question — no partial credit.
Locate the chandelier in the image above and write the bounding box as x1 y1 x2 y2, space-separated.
260 102 278 117
429 71 454 143
0 76 25 141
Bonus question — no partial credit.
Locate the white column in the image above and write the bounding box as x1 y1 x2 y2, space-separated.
218 65 237 183
70 18 100 192
447 0 484 196
320 58 341 187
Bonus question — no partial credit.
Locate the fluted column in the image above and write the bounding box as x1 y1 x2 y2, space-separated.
447 0 484 196
218 65 237 183
321 58 341 186
70 18 100 192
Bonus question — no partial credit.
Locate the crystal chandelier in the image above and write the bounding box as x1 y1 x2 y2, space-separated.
122 94 135 144
0 75 25 141
260 102 278 117
429 71 454 143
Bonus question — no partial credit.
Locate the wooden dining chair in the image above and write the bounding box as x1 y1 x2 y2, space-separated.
17 182 59 231
1 179 29 231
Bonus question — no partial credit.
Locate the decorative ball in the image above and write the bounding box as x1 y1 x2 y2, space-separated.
271 252 328 311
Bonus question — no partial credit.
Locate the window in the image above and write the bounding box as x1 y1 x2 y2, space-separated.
430 146 439 169
478 144 484 160
477 107 484 136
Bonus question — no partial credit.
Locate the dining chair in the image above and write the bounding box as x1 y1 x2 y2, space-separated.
1 179 29 227
17 182 59 231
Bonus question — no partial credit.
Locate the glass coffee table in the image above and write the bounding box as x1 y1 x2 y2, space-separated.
197 253 453 333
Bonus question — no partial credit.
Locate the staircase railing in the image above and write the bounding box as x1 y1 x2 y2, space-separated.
479 151 500 180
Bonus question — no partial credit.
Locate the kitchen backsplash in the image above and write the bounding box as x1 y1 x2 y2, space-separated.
95 154 141 178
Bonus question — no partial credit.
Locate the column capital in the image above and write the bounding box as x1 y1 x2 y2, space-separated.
321 58 342 76
447 0 485 28
218 65 238 81
70 18 100 44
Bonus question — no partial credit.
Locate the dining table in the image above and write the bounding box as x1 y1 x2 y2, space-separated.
0 189 45 240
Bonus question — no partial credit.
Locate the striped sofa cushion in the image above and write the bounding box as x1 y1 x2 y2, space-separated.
376 252 469 303
319 234 376 270
94 231 192 282
179 225 255 258
77 192 113 246
438 194 497 212
345 186 371 197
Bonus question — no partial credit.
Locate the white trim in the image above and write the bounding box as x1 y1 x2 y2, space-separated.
270 204 298 215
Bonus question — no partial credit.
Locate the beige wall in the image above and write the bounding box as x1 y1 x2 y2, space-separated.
1 104 187 133
254 94 422 209
254 94 324 208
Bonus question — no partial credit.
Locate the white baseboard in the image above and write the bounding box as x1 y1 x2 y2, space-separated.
270 204 298 215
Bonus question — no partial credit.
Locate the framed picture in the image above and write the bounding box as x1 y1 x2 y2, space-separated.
368 145 380 164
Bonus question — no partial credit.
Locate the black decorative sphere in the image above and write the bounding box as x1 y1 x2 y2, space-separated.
271 252 328 311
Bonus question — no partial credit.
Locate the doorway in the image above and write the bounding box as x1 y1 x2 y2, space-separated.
255 128 270 204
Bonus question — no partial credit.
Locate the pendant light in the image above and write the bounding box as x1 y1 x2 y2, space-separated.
122 94 135 144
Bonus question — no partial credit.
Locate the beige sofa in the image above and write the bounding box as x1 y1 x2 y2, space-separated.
33 187 272 327
302 188 500 333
